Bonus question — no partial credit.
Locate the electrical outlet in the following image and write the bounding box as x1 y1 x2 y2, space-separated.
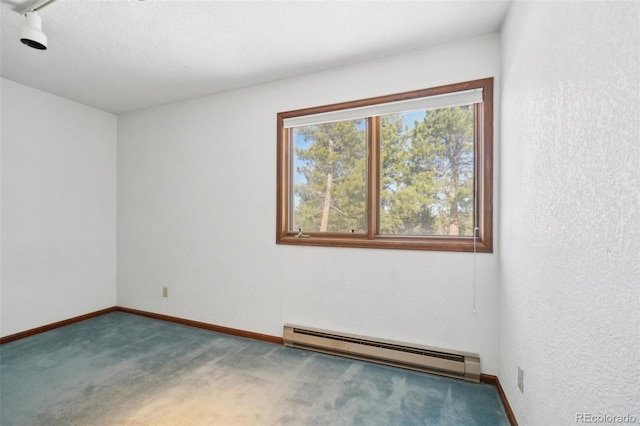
517 367 524 393
162 287 168 298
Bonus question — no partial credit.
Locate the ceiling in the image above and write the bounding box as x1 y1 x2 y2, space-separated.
1 0 511 114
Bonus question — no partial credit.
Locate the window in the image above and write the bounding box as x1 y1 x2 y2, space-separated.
277 78 493 252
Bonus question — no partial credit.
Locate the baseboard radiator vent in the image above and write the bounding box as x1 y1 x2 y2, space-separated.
283 324 480 383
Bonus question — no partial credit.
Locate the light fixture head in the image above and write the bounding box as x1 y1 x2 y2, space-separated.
20 11 47 50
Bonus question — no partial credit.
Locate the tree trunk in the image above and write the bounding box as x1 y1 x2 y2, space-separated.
320 171 333 232
449 152 460 235
320 139 334 232
448 192 459 235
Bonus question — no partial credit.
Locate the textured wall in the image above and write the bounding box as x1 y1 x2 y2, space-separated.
500 2 640 423
117 34 502 373
0 79 117 337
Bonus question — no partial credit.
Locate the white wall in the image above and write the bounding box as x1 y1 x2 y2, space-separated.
117 34 502 373
500 2 640 424
1 79 117 337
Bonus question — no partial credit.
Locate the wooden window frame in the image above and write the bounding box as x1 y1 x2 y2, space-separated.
276 78 493 252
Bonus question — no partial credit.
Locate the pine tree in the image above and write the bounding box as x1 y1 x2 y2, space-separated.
292 105 474 237
294 120 367 233
379 114 437 235
411 106 475 235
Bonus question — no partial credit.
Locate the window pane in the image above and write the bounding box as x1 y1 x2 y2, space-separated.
379 106 475 236
291 120 367 233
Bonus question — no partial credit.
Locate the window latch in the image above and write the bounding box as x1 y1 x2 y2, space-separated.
296 228 310 238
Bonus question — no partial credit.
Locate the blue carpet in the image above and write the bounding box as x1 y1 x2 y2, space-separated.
0 312 509 425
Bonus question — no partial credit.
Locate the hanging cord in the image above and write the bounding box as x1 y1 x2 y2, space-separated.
473 226 479 313
472 138 480 313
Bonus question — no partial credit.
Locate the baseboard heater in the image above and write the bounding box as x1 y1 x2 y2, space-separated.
283 324 480 383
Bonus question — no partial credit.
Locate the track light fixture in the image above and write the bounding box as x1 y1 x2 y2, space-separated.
18 0 57 50
21 11 47 50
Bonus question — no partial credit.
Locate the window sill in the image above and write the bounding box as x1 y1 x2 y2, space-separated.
276 235 492 253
